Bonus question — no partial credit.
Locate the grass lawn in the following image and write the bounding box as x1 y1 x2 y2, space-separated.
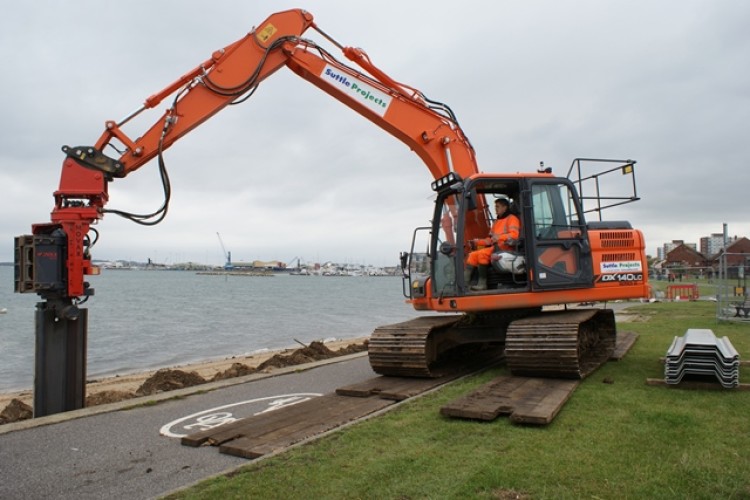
166 301 750 500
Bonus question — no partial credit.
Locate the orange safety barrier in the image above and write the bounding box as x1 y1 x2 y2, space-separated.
667 284 699 301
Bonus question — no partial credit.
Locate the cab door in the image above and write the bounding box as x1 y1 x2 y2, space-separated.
525 180 594 290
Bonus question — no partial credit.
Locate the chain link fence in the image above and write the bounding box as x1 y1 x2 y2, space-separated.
716 252 750 322
652 255 749 322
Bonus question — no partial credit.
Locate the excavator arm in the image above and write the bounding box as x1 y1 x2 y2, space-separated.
17 8 481 302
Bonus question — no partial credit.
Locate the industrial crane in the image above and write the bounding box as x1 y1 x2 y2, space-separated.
216 232 232 270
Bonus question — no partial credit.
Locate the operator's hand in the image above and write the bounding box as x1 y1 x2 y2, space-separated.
468 239 478 250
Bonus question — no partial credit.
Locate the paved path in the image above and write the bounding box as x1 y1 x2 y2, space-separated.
0 354 374 500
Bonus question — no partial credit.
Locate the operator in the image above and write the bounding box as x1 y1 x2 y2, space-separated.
464 196 521 291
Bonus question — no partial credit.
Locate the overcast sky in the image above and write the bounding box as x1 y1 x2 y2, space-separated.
2 0 748 267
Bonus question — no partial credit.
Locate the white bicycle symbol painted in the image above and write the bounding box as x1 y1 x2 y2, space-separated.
160 393 322 438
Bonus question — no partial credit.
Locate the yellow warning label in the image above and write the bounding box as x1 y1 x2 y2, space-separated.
256 23 278 43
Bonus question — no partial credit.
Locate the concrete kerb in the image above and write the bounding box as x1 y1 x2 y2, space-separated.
0 351 369 436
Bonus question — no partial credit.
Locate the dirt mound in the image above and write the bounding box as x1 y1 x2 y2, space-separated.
0 398 33 424
335 340 368 355
211 363 256 382
301 340 336 357
86 390 136 407
256 340 337 371
136 369 206 396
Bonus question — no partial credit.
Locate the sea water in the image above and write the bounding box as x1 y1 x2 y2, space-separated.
0 266 423 393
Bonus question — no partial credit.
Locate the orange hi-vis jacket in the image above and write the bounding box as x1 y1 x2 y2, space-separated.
466 214 521 266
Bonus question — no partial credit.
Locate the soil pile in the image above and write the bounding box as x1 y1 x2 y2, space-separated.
211 362 256 381
257 340 332 370
0 399 33 424
135 369 206 396
86 390 136 406
255 340 368 371
336 341 369 355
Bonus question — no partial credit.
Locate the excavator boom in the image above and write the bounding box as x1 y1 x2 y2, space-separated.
19 8 483 301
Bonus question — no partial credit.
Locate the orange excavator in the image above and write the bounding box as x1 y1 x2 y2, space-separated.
14 9 649 416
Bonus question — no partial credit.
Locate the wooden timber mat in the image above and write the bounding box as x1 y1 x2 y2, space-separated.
440 331 640 425
182 371 473 459
440 376 579 425
182 393 395 459
182 333 638 458
611 331 639 360
335 370 468 400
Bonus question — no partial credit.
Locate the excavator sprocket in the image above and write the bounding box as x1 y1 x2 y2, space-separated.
504 309 616 379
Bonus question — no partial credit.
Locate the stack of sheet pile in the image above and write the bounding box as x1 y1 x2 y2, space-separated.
664 329 740 388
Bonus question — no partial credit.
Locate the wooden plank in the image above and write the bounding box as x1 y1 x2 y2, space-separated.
188 370 476 458
335 377 390 397
219 395 394 459
184 394 396 458
441 375 579 425
336 372 464 401
440 376 526 420
181 415 261 448
182 394 333 447
646 378 750 391
379 372 466 401
510 379 579 425
611 331 639 360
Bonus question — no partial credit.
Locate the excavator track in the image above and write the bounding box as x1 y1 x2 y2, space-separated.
368 316 463 377
504 309 616 379
369 308 616 380
368 311 530 378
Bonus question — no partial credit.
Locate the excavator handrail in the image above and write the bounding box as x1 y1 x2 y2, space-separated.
566 157 639 220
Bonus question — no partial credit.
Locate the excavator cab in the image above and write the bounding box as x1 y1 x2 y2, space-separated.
402 158 644 312
404 171 595 301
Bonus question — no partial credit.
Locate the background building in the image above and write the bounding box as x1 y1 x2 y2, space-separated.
700 233 739 258
658 240 696 260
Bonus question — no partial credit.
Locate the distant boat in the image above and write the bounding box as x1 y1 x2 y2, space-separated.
0 308 7 314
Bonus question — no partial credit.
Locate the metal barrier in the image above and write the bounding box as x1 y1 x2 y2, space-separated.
666 284 699 301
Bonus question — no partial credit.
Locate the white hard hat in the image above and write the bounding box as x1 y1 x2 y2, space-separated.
494 195 510 205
